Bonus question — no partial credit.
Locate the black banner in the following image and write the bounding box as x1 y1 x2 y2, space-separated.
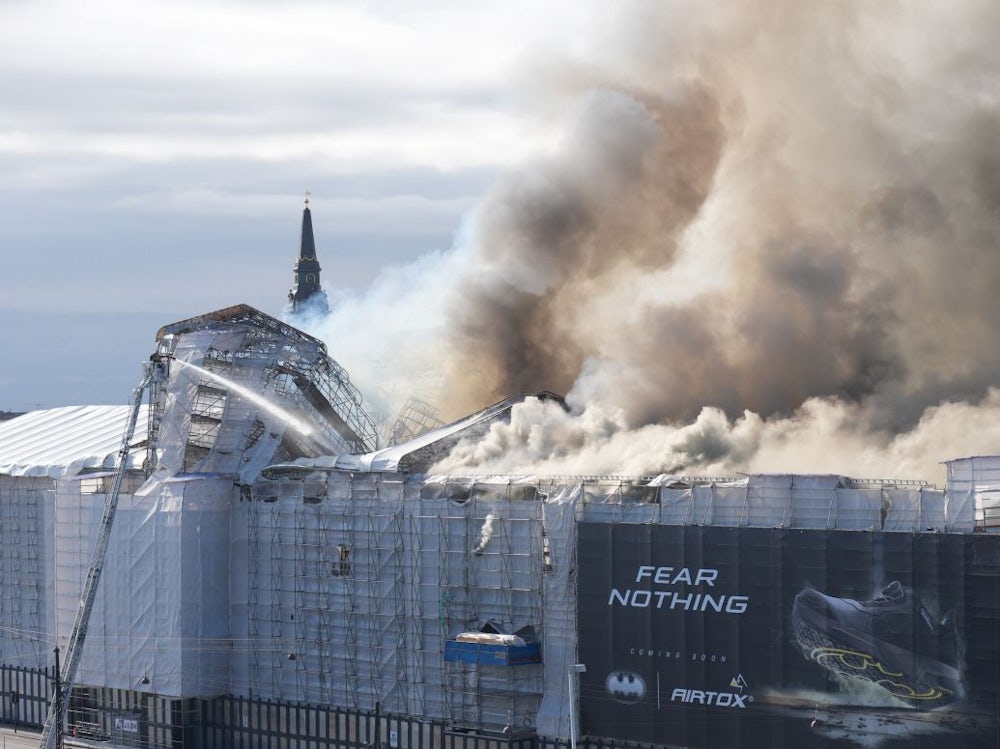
576 524 1000 748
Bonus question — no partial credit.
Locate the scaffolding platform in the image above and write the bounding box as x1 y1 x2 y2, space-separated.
444 641 542 667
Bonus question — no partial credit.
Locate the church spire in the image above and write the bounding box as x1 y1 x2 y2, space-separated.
288 194 330 315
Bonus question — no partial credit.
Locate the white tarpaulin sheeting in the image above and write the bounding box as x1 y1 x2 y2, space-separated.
0 406 147 477
946 455 1000 529
55 473 234 698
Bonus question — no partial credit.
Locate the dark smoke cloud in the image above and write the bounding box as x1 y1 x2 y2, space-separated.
442 83 725 417
305 1 1000 484
438 0 1000 437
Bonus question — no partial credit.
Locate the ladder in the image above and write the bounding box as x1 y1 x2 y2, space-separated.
39 356 165 749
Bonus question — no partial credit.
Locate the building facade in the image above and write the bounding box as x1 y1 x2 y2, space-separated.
1 306 999 749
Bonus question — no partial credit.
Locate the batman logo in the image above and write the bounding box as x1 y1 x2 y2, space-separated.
605 671 646 704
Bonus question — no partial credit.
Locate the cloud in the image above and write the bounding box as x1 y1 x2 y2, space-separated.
2 1 588 324
0 0 587 184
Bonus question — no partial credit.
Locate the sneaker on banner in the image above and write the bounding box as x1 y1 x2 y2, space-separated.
792 581 962 708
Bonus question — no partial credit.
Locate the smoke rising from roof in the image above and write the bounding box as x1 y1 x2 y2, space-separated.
302 1 1000 484
431 393 1000 483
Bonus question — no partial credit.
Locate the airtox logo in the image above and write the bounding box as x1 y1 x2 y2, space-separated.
671 676 752 709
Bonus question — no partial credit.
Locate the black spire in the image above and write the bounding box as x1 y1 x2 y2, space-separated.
288 195 330 314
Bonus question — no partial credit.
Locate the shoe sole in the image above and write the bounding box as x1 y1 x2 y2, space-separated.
793 604 961 708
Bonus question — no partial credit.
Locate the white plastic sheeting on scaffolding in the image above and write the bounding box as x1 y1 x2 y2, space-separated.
241 473 551 734
533 485 581 739
945 455 1000 530
56 472 234 698
240 468 976 739
601 474 964 531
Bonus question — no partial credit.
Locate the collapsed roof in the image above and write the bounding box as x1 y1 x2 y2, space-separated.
266 391 566 475
156 303 377 456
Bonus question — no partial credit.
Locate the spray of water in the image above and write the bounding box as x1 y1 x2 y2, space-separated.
173 359 320 442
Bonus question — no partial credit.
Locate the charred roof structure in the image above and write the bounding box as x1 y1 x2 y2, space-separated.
275 390 566 475
154 303 377 465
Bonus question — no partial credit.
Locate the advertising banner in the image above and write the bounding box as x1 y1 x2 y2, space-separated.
576 524 1000 748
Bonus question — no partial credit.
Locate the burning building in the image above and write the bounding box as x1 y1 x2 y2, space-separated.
0 305 999 749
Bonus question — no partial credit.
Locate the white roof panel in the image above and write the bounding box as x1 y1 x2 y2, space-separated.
0 405 148 478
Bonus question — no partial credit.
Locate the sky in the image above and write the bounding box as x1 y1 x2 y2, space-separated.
5 1 1000 486
0 0 588 410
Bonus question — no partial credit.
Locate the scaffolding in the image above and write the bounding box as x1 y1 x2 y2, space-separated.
388 398 445 446
0 475 51 669
155 304 379 454
231 463 979 739
242 474 548 735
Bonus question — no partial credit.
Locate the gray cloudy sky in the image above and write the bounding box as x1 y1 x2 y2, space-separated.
0 0 590 410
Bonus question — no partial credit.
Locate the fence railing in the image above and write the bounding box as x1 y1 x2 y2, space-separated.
0 662 52 728
0 664 672 749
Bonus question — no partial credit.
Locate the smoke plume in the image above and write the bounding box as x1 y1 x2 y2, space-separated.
302 1 1000 485
473 513 497 556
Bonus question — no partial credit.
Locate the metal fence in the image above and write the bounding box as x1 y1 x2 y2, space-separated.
0 663 52 729
0 665 667 749
198 698 534 749
198 699 667 749
66 686 200 747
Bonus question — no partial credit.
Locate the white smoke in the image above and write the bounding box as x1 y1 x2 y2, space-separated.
473 513 497 556
432 392 1000 486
